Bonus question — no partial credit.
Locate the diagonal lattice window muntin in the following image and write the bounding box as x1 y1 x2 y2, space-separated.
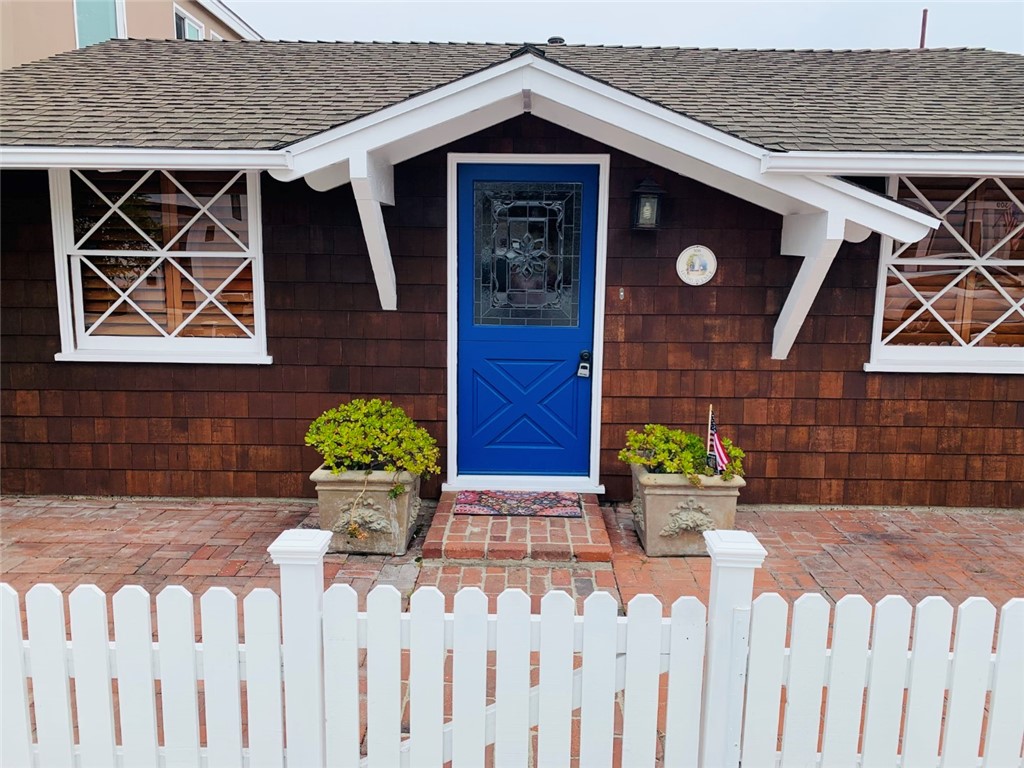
68 170 255 340
881 177 1024 349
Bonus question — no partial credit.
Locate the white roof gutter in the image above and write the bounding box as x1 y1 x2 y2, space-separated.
761 151 1024 177
0 146 292 171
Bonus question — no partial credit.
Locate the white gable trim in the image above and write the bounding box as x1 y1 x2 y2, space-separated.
263 52 937 357
269 53 936 239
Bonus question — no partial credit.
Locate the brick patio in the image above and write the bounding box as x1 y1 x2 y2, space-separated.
2 495 1021 616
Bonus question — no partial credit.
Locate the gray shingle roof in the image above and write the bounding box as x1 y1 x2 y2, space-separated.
1 39 1022 153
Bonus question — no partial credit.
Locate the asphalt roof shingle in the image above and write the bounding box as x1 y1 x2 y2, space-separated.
1 39 1022 153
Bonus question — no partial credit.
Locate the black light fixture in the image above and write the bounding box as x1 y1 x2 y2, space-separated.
631 177 665 230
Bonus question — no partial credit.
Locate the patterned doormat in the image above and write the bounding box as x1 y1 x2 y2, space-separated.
454 490 583 518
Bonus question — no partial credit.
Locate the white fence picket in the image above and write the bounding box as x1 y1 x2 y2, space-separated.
578 591 619 768
366 585 403 768
621 593 663 767
983 598 1024 768
662 596 706 768
494 588 532 768
323 584 360 768
451 587 489 768
537 590 576 768
1 585 32 768
8 523 1024 768
156 585 201 768
200 588 243 768
862 595 913 766
113 586 159 767
741 593 788 768
27 584 75 768
939 597 997 768
820 595 871 768
779 593 830 768
409 587 445 768
243 589 284 768
69 585 117 768
901 596 954 768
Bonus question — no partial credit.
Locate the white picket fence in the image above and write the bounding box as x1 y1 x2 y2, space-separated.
2 528 1023 768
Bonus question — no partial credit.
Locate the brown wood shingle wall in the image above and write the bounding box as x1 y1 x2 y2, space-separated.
2 117 1022 506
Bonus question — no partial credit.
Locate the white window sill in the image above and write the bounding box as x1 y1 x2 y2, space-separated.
864 360 1023 375
55 351 274 365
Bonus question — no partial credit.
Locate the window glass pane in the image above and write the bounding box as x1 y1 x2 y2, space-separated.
72 171 245 251
76 0 118 48
473 181 582 327
883 178 1024 349
72 172 161 250
82 256 166 336
974 266 1024 346
81 255 256 338
173 257 254 335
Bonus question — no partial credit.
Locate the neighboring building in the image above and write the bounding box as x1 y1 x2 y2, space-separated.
0 41 1022 507
0 0 260 69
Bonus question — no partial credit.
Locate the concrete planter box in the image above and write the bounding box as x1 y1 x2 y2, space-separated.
310 466 422 555
630 464 746 556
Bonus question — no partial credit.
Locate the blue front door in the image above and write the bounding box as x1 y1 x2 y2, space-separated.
457 163 599 476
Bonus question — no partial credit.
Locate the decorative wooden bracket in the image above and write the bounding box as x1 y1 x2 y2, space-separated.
772 211 845 360
350 153 397 310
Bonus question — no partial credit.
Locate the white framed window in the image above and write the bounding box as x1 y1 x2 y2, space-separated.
49 169 271 364
173 5 204 40
210 31 224 41
868 176 1024 374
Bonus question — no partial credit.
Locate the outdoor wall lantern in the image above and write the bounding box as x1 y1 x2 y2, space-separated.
632 177 665 230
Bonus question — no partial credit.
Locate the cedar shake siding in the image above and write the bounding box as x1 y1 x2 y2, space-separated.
2 117 1022 506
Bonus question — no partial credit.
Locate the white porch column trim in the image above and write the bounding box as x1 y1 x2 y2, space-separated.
773 211 845 359
350 152 397 310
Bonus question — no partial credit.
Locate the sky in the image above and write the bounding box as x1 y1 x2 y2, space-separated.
227 0 1024 53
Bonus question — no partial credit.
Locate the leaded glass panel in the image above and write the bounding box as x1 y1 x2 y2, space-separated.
473 181 583 327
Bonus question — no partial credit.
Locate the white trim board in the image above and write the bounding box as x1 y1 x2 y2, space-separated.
0 147 291 171
762 151 1024 177
444 153 610 494
195 0 263 39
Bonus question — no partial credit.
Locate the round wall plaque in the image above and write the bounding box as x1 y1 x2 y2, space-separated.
677 245 717 285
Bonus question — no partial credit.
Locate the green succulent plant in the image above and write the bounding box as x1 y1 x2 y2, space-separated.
618 423 745 486
305 398 441 484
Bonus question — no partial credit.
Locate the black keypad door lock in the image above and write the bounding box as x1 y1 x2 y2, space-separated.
577 350 592 378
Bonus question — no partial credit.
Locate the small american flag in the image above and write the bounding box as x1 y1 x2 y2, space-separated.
709 410 730 473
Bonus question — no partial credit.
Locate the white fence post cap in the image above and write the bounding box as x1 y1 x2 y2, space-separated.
267 529 333 564
703 530 767 568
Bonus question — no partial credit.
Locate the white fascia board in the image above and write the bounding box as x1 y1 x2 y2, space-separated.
0 146 291 171
762 151 1024 177
194 0 262 39
274 53 937 242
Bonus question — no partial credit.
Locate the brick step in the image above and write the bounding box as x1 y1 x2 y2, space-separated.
422 492 612 563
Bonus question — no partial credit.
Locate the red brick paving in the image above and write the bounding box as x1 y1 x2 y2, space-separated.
2 496 1022 618
423 492 612 562
606 503 1024 610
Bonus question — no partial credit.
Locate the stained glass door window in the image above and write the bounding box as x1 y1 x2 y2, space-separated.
473 181 583 327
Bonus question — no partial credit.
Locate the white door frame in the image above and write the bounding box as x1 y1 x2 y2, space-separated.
443 153 610 493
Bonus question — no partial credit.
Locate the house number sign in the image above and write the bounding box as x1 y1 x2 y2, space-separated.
677 245 717 286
